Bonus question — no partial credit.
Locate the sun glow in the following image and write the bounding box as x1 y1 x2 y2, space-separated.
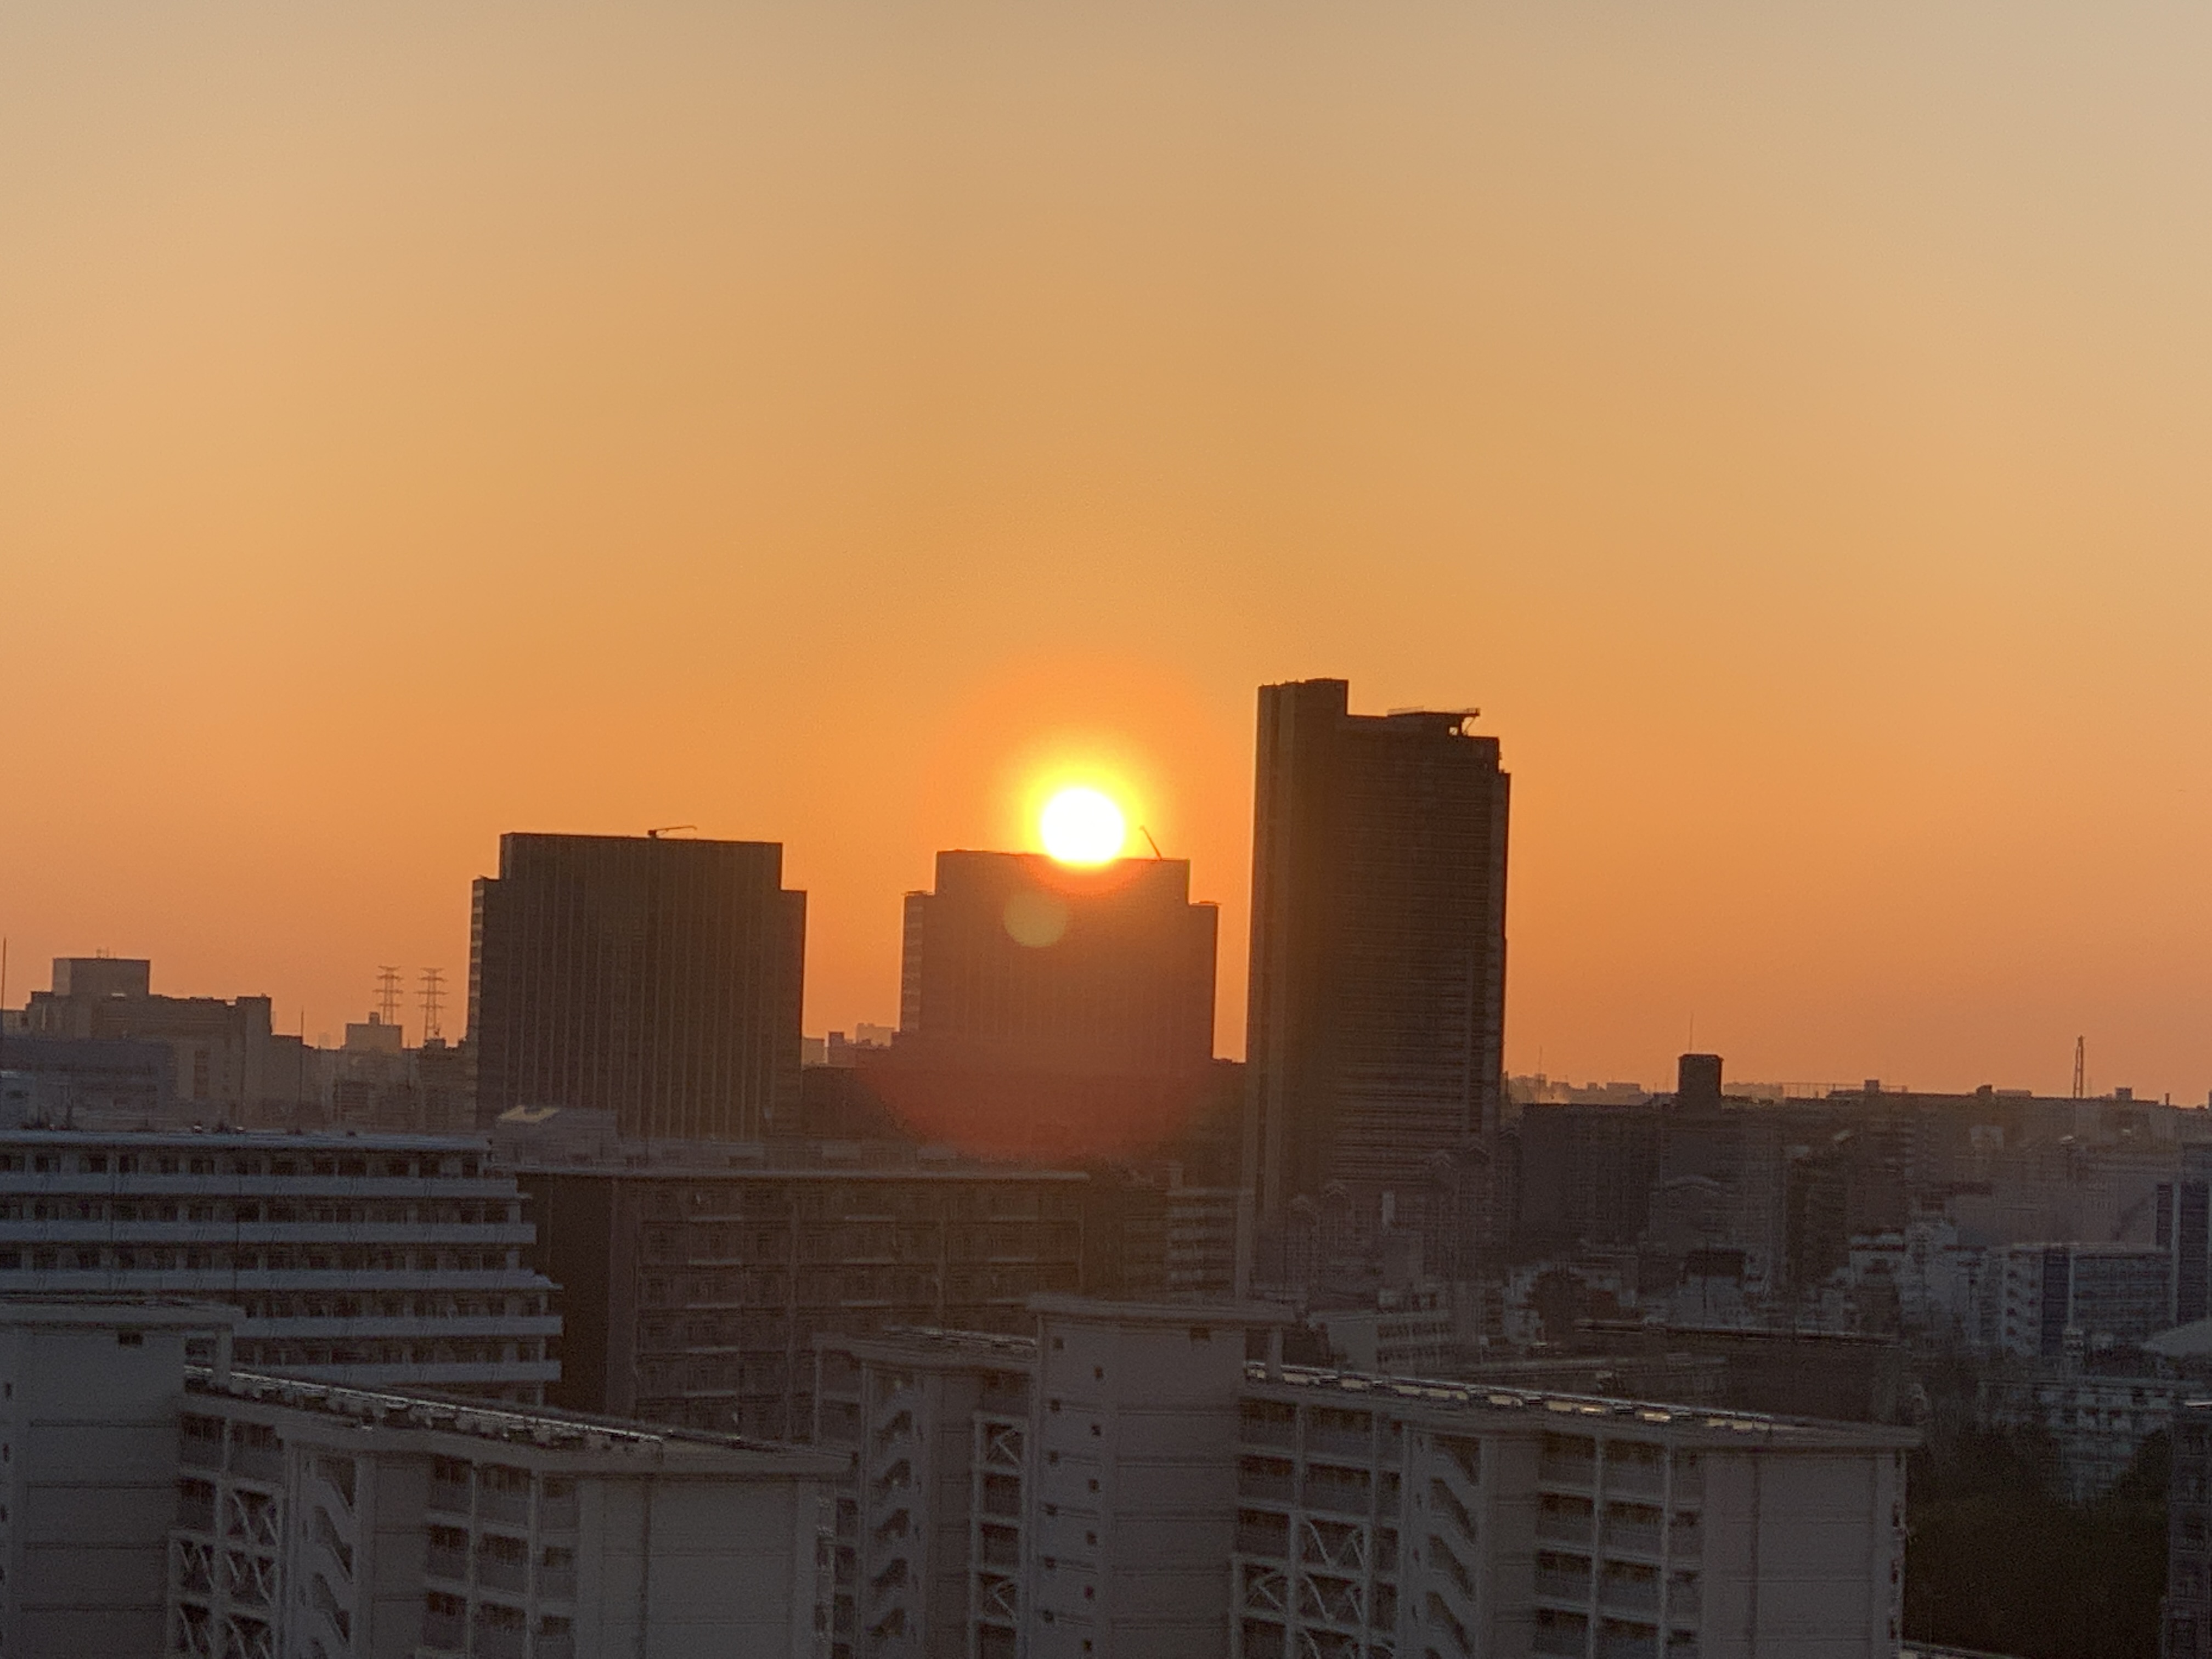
1039 786 1127 864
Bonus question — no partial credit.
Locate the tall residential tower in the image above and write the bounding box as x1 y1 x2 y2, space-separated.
1244 679 1509 1250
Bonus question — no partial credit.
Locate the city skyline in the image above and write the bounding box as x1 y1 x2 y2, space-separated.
10 5 2212 1102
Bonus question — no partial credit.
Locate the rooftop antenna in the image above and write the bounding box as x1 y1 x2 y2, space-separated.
376 967 404 1028
1136 826 1164 859
645 825 697 840
419 968 445 1043
2072 1036 2086 1101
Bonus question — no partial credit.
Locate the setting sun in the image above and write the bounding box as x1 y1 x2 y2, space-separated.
1039 786 1127 865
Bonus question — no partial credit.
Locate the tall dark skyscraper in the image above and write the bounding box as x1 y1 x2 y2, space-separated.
866 849 1218 1157
468 832 805 1141
1244 678 1510 1240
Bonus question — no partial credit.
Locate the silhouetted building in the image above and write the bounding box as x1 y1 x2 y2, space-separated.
865 849 1217 1158
517 1164 1087 1438
2164 1145 2212 1328
0 1035 173 1126
20 957 315 1125
1516 1104 1662 1255
1651 1054 1787 1294
1244 679 1510 1251
468 832 805 1141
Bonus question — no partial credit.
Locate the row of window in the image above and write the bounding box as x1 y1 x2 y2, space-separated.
645 1185 1085 1223
0 1148 483 1179
233 1337 548 1369
0 1246 524 1273
0 1197 519 1225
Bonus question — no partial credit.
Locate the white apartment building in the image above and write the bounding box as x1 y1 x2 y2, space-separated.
172 1365 841 1659
0 1295 842 1659
1233 1368 1910 1659
0 1297 239 1657
814 1296 1291 1659
814 1299 1914 1659
0 1128 558 1400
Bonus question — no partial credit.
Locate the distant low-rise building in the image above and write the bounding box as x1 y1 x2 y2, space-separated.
1980 1365 2180 1502
1990 1242 2171 1359
19 957 317 1126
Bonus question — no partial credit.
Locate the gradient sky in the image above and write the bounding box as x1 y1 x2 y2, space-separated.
6 3 2212 1099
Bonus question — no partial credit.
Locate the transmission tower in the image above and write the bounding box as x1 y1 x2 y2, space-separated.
419 967 445 1043
376 966 404 1028
2072 1035 2086 1101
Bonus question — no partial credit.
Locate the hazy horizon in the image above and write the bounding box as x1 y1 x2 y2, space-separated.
7 3 2212 1102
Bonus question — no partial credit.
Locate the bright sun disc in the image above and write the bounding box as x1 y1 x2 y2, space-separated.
1040 786 1127 864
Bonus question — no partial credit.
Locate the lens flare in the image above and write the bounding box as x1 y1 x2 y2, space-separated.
1039 786 1127 864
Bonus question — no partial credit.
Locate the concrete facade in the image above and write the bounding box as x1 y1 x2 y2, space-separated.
522 1164 1086 1439
0 1298 238 1658
814 1300 1912 1659
0 1128 559 1400
171 1369 840 1659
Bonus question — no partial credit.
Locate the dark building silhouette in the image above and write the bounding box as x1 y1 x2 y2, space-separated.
19 956 313 1124
518 1164 1085 1437
1243 678 1510 1248
864 850 1217 1158
1514 1103 1662 1255
2161 1143 2212 1327
467 832 805 1141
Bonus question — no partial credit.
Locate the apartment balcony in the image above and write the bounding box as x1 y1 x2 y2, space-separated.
1601 1575 1661 1616
1536 1511 1593 1548
1605 1523 1663 1560
1236 1516 1291 1558
1536 1569 1592 1607
1605 1461 1665 1500
479 1488 534 1527
428 1480 473 1519
1539 1454 1597 1491
231 1441 286 1485
1306 1425 1374 1460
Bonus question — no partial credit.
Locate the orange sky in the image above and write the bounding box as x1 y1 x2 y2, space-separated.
5 4 2212 1099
